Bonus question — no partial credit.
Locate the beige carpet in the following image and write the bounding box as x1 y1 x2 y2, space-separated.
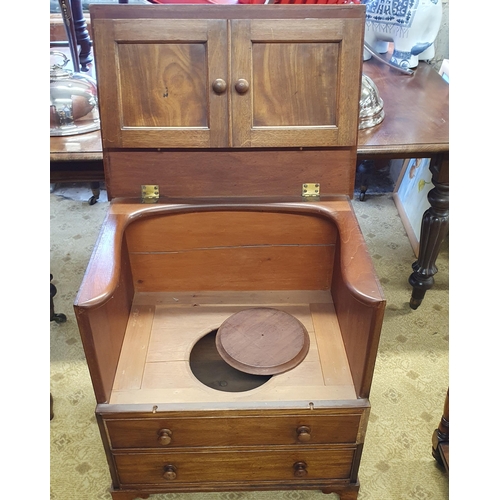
50 185 449 500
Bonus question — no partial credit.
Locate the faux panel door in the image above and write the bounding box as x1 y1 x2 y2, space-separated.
230 18 363 148
92 19 228 148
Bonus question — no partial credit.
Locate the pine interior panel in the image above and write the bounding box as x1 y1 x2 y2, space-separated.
124 211 338 292
110 290 356 405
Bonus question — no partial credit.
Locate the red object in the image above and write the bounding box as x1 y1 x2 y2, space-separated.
148 0 361 4
148 1 239 4
268 1 362 3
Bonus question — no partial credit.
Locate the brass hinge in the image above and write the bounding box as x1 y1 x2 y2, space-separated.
302 183 320 201
141 185 159 203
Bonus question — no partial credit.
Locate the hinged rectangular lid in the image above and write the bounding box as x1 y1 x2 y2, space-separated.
90 4 365 200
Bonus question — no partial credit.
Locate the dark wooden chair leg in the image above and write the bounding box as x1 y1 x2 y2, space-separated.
51 274 68 324
88 181 101 205
356 160 373 201
51 274 67 421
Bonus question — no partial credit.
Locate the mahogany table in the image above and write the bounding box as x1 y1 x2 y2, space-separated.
50 58 449 308
359 59 449 309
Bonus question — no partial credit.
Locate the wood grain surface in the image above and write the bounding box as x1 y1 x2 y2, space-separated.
215 308 310 375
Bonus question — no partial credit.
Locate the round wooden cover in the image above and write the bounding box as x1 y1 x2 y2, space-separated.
215 308 310 376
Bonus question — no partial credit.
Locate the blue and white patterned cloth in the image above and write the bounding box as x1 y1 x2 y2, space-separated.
362 0 418 27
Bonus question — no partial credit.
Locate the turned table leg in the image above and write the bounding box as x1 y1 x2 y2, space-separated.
409 153 449 309
71 0 93 71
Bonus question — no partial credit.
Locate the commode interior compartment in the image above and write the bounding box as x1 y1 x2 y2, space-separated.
75 200 384 408
103 206 366 406
123 210 337 293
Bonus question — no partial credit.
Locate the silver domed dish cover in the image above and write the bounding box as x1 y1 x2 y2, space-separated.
359 73 385 130
50 52 100 136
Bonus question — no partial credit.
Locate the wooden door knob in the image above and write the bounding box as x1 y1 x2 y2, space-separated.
163 464 177 480
157 428 173 445
212 78 227 94
293 461 308 477
296 425 311 442
235 79 249 94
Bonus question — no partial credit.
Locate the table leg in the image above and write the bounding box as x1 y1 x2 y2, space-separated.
408 153 449 309
71 0 93 71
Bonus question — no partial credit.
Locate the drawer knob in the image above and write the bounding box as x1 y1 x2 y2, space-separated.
212 78 227 94
296 425 311 442
157 428 173 446
235 78 249 95
163 464 177 480
293 461 308 478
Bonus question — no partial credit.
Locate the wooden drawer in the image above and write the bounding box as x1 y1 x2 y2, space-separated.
105 413 362 449
114 447 356 485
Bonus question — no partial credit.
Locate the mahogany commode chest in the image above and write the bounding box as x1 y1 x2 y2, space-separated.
74 4 385 500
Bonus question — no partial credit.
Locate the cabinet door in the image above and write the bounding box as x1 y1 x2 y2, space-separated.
92 18 228 148
230 18 363 148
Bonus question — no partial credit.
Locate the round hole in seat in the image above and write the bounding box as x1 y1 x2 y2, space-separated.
189 330 272 392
